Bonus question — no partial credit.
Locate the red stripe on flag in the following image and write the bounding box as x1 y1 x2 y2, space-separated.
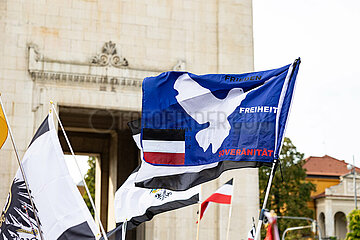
199 193 232 221
199 201 209 221
206 193 232 204
144 152 185 165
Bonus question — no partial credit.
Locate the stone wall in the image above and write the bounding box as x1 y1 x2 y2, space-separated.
0 0 256 239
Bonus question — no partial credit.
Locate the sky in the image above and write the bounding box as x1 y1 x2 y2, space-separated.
252 0 360 165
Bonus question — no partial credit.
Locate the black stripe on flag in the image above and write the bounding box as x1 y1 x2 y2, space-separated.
225 178 233 185
29 115 49 147
143 128 185 141
135 160 271 191
57 221 95 240
100 194 199 240
127 120 141 135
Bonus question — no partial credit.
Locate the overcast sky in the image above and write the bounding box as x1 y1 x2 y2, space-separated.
252 0 360 165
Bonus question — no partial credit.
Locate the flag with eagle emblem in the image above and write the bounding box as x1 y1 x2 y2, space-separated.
0 113 100 240
106 122 200 239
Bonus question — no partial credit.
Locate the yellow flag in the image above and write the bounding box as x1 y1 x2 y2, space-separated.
0 104 8 149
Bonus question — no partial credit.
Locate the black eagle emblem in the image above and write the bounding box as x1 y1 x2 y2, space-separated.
0 178 41 240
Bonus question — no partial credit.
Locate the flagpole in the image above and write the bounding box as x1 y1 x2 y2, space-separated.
122 220 127 240
51 102 108 240
196 185 202 240
0 95 45 240
254 159 277 240
225 187 233 240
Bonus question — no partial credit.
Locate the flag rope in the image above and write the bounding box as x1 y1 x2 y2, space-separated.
51 102 108 240
0 95 45 240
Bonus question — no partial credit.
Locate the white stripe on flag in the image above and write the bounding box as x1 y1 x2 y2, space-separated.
133 133 219 182
143 140 185 153
114 167 200 223
215 184 233 196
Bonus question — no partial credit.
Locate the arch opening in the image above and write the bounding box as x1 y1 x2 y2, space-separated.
334 211 347 240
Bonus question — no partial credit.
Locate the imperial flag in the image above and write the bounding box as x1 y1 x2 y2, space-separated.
108 124 200 239
0 114 100 240
114 167 200 230
198 179 233 221
135 59 300 190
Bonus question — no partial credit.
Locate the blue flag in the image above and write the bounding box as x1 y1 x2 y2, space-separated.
140 59 300 168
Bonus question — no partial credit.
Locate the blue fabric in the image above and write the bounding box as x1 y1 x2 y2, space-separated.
141 60 300 166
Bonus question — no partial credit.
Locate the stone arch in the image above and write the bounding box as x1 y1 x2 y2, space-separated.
319 212 326 237
334 211 347 239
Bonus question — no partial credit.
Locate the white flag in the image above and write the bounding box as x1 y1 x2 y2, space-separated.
0 113 100 240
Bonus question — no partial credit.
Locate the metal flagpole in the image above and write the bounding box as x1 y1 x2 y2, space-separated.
253 58 299 239
225 186 234 240
196 185 202 240
121 220 127 240
0 94 45 240
51 102 108 240
254 159 278 240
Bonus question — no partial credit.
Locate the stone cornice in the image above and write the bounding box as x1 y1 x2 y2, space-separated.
28 42 186 92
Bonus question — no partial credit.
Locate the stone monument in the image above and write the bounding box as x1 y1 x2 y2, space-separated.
0 0 257 239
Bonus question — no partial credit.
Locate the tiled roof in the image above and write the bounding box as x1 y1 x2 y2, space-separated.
312 192 325 199
303 155 360 177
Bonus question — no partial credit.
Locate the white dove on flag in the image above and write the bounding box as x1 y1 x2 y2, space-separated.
174 73 250 154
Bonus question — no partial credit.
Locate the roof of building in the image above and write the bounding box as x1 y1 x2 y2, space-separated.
303 155 360 177
312 192 326 199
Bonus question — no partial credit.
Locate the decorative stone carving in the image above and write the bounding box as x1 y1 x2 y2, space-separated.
27 43 162 92
29 71 143 88
91 41 129 67
173 60 186 71
27 43 42 61
27 42 186 92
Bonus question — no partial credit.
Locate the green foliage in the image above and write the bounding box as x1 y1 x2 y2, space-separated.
259 138 316 239
346 209 360 239
83 156 96 217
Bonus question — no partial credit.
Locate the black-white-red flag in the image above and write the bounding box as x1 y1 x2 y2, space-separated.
199 179 233 221
101 121 200 240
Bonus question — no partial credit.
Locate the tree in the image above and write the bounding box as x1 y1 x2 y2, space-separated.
83 156 96 217
259 137 316 239
346 209 360 239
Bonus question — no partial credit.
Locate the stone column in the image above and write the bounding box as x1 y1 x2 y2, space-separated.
325 198 334 237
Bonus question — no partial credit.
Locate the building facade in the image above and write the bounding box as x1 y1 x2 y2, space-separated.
304 155 360 239
315 173 360 239
0 0 257 239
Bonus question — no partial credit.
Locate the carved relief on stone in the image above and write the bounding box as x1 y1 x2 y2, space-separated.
91 41 129 67
27 42 183 92
173 60 186 71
